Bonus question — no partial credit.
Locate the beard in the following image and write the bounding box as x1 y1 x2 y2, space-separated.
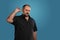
24 13 29 17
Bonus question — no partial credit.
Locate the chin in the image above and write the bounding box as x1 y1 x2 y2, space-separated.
25 14 29 17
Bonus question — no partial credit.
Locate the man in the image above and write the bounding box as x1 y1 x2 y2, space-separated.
7 4 37 40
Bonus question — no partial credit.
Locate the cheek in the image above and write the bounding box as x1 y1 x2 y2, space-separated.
24 11 27 13
23 11 27 13
24 11 26 13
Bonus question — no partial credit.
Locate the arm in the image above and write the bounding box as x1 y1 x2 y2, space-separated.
6 8 20 23
32 19 37 40
33 32 37 40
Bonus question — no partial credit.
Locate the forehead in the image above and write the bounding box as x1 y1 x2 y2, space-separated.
24 6 31 10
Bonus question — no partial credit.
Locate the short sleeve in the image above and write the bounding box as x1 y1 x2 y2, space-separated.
33 20 37 32
11 16 17 25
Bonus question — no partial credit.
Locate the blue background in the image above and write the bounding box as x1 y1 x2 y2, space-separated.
0 0 60 40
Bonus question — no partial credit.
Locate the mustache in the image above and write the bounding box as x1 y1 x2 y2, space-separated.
26 13 29 14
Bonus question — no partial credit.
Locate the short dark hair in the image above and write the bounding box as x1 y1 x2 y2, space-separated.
22 4 31 9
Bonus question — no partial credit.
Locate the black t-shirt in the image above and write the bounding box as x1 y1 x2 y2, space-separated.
11 14 37 40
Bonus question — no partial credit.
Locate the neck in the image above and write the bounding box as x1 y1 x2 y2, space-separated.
25 17 29 21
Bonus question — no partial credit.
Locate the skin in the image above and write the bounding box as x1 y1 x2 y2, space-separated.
22 6 31 21
7 5 37 40
22 6 31 17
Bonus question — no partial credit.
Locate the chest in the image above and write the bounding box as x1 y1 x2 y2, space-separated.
15 18 34 32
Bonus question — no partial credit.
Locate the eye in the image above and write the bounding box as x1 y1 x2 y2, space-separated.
26 9 27 11
26 9 30 12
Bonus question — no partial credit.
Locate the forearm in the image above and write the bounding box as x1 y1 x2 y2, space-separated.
7 8 20 23
7 10 17 20
33 32 37 40
33 36 37 40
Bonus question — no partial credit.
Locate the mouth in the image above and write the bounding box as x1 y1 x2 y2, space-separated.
26 13 29 14
25 13 29 15
25 13 29 17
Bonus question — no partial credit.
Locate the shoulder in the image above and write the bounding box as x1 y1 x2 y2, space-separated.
30 17 36 23
14 15 21 19
14 16 20 18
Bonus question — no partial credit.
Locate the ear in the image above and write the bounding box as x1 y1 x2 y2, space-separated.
22 9 24 12
21 9 24 12
22 9 24 14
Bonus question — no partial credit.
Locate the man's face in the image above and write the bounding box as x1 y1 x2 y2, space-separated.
22 6 31 17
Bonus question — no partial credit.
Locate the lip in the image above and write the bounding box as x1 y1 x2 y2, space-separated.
27 13 29 14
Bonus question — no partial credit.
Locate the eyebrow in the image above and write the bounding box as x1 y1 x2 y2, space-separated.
26 9 30 11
